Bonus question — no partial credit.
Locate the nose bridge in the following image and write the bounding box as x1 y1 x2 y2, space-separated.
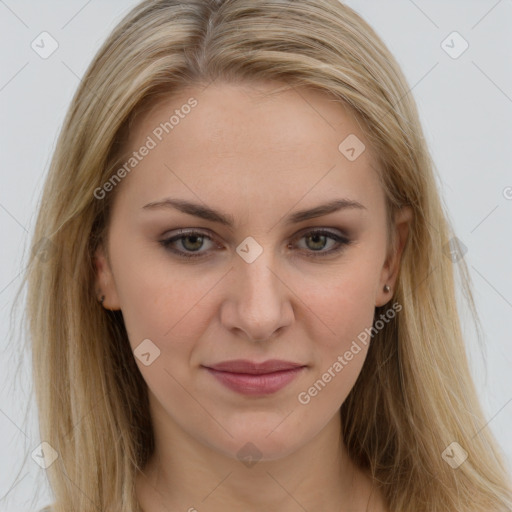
240 253 280 305
225 240 293 341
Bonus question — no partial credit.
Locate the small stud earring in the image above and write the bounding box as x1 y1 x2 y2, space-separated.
383 284 390 293
98 295 105 305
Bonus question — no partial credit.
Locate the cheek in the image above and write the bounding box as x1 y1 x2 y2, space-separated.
297 255 382 405
305 258 381 350
108 224 214 348
109 245 213 408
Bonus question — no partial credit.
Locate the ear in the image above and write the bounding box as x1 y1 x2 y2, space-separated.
375 205 413 307
93 243 121 311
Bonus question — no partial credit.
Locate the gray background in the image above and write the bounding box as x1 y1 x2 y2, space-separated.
0 1 511 510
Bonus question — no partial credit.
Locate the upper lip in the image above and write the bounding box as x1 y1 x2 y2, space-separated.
203 359 306 374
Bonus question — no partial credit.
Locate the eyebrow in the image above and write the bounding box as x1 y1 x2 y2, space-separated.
142 197 366 227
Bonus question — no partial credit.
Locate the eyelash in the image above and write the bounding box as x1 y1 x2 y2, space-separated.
159 228 352 260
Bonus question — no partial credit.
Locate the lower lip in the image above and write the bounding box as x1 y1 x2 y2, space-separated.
204 367 306 395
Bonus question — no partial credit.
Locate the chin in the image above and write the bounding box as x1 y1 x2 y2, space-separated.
205 417 311 464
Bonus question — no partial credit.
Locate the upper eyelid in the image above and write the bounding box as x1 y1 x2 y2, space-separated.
160 227 350 255
161 226 348 243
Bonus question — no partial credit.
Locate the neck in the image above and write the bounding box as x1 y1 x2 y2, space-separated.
136 397 382 512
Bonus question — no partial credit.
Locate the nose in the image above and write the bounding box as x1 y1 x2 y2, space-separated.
220 251 294 342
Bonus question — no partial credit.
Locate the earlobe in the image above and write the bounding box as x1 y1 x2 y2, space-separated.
93 244 121 311
376 206 413 307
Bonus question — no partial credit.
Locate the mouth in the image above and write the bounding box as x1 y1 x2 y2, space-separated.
202 359 307 395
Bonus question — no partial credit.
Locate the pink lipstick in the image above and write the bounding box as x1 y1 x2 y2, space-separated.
202 359 306 396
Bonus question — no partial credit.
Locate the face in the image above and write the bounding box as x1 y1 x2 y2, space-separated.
94 80 410 462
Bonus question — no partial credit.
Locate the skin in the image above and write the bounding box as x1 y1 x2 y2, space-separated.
94 80 411 512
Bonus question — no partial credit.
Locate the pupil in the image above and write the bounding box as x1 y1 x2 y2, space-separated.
308 234 326 250
184 235 202 251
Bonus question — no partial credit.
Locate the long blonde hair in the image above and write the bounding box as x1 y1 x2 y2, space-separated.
23 1 511 510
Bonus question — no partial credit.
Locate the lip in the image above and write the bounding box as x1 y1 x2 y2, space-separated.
204 359 305 374
202 359 307 396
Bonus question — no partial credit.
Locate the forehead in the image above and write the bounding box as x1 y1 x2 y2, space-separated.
114 80 384 221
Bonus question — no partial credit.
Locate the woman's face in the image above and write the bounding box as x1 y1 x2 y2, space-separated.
95 80 410 461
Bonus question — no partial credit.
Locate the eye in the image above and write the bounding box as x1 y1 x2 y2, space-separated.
159 229 219 258
290 228 351 258
159 228 351 259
